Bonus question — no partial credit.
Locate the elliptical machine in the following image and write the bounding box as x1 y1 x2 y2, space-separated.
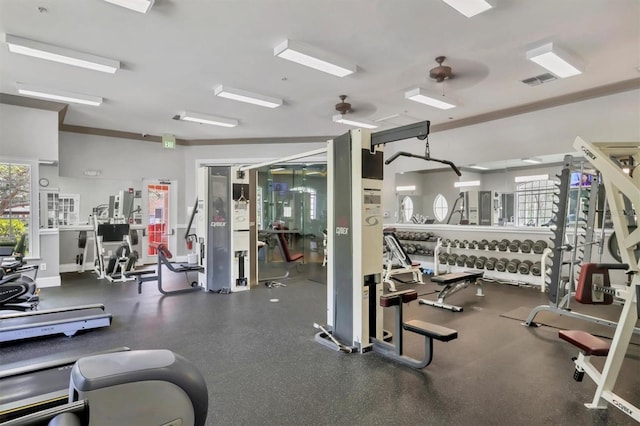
0 235 39 311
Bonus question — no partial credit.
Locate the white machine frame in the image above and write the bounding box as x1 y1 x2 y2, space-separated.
569 137 639 422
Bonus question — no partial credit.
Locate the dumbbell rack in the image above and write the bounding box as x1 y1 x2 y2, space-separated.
433 238 552 287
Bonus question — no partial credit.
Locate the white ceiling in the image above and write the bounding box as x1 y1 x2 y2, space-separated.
1 0 639 146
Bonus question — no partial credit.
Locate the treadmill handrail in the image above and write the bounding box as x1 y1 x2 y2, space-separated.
0 347 130 380
0 304 106 320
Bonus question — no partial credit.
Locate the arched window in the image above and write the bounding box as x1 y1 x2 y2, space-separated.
401 196 414 222
433 194 448 222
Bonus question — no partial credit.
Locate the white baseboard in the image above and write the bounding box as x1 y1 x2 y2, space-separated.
37 275 61 287
60 263 82 273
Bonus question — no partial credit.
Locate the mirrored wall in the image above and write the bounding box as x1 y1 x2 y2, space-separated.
257 164 327 263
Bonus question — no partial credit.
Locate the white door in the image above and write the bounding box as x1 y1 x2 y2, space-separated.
142 179 178 264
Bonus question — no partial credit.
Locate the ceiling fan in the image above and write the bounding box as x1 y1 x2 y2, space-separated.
429 56 453 82
335 95 352 115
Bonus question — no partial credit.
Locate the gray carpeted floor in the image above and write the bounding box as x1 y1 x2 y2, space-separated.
1 267 639 425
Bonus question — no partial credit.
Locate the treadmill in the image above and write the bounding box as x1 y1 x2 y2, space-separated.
0 347 129 422
0 304 112 343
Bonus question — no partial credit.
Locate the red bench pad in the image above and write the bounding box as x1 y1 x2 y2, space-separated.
559 330 610 356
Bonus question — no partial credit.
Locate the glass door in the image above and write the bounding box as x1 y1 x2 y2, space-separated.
142 179 177 264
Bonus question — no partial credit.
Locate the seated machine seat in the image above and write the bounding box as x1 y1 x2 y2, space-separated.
558 330 610 356
403 319 458 342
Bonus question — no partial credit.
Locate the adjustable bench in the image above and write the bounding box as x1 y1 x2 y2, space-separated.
372 289 457 369
382 228 424 292
419 270 485 312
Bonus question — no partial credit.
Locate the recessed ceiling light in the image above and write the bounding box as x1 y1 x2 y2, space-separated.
103 0 154 13
214 85 283 108
332 114 378 129
274 39 356 77
454 180 481 188
522 157 543 164
17 83 103 106
514 174 549 183
405 88 456 110
441 0 495 17
178 111 238 128
526 42 582 78
5 34 120 73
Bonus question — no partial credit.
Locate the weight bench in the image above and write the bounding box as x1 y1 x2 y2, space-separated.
372 289 458 369
419 270 485 312
125 244 203 295
259 223 303 286
383 228 424 292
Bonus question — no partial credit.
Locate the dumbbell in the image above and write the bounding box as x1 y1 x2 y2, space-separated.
465 255 477 268
458 240 467 249
456 254 468 267
506 259 521 273
488 240 499 251
518 260 533 274
447 253 459 265
520 239 534 253
477 240 487 250
469 240 478 250
425 248 434 256
453 239 460 248
416 244 425 255
495 258 509 272
443 239 452 247
531 261 542 276
497 239 510 252
532 240 548 254
406 244 416 254
508 240 521 252
485 257 498 270
474 256 488 269
438 253 449 264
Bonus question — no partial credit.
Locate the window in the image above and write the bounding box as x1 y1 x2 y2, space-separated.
0 161 35 255
401 196 414 222
433 194 448 222
515 180 555 227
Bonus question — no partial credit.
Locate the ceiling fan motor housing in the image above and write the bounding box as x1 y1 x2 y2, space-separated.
335 95 352 114
429 56 453 82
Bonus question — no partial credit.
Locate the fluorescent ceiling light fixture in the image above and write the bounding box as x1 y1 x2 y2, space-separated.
405 88 456 110
17 83 103 106
270 167 285 172
396 185 416 192
332 114 378 129
469 165 490 170
274 39 356 77
526 42 582 78
306 171 321 176
454 180 481 188
103 0 154 13
214 85 282 108
179 111 238 128
514 174 549 183
441 0 495 17
5 34 120 73
522 157 542 164
622 167 630 175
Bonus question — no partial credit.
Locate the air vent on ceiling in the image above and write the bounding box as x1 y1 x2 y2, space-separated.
521 73 557 86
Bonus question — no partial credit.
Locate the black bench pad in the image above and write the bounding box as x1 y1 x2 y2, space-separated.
125 270 156 277
403 320 458 342
380 289 418 307
431 271 483 285
559 330 610 356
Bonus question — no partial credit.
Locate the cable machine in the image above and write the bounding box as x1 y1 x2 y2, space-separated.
316 121 462 367
196 166 251 293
